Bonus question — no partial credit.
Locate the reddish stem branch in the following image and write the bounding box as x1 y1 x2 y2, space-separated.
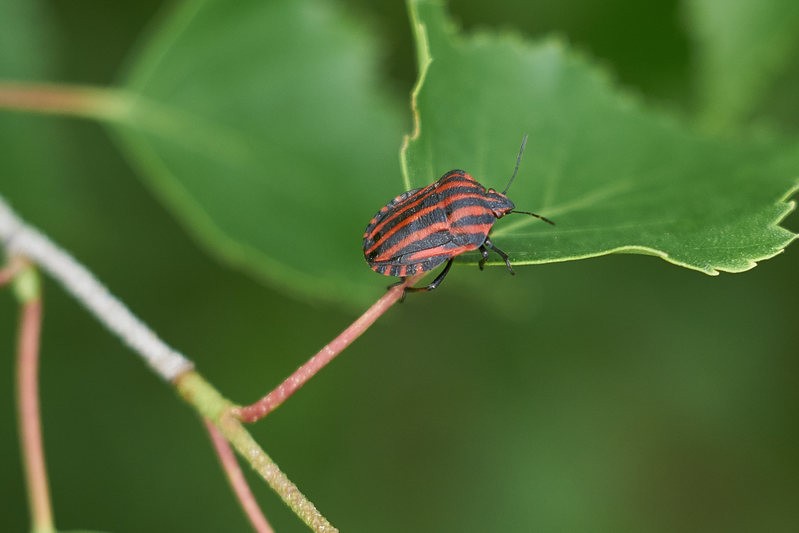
0 83 105 116
17 297 55 533
236 277 421 423
205 419 274 533
0 257 26 287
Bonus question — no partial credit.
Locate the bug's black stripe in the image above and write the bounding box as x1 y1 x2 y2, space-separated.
369 230 453 267
373 231 484 269
364 194 442 244
389 187 425 207
376 250 457 274
365 185 488 244
364 171 479 239
370 193 505 256
448 231 493 248
441 195 513 215
403 253 451 274
450 213 496 227
394 263 423 277
363 186 428 238
364 169 518 274
368 213 449 261
365 189 500 256
437 169 475 185
445 199 494 217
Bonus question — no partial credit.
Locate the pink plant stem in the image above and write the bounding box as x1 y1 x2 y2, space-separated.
204 419 274 533
0 83 101 116
17 296 55 533
236 276 421 423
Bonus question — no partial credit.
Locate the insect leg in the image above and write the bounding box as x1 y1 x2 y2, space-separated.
405 258 454 293
483 237 514 275
478 245 490 271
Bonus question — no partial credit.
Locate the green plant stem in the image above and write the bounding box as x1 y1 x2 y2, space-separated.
177 371 337 533
13 266 55 533
235 274 422 423
1 197 332 530
204 419 274 533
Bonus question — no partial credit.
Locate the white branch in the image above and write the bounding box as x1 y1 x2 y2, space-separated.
0 195 194 381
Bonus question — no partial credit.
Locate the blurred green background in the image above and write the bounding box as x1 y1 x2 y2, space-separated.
1 1 797 532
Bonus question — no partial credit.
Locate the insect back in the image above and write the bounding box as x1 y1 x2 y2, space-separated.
363 135 553 293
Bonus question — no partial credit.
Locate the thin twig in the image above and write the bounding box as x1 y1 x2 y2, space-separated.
0 196 193 380
16 272 55 533
205 419 274 533
218 415 337 533
235 275 422 423
178 372 337 533
1 195 339 530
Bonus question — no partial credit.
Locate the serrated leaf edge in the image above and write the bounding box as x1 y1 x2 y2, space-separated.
400 0 799 275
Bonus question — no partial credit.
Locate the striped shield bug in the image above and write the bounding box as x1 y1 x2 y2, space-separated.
363 135 554 293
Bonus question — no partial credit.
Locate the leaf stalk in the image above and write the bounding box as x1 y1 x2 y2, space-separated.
235 274 422 423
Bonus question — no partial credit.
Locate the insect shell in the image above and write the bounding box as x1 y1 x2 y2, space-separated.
362 136 553 293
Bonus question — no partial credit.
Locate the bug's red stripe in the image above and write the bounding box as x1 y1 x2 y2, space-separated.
449 225 494 237
388 264 418 277
365 202 440 254
402 245 474 263
371 222 490 265
365 174 478 238
448 204 491 222
451 214 496 227
370 221 451 262
368 201 489 261
365 192 490 256
363 187 428 237
364 175 486 241
447 206 495 236
367 186 489 245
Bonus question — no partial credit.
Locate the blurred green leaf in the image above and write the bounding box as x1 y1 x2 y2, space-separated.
108 0 405 306
0 0 55 78
685 0 799 129
0 0 71 221
402 0 798 275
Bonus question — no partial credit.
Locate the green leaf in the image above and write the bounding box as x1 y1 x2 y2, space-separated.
402 0 798 275
685 0 799 130
0 0 55 79
108 0 405 305
0 0 69 219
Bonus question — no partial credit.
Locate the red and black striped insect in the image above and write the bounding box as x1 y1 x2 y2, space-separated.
363 135 553 293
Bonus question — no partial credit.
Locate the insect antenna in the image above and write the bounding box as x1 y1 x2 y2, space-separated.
509 210 555 225
502 134 529 195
